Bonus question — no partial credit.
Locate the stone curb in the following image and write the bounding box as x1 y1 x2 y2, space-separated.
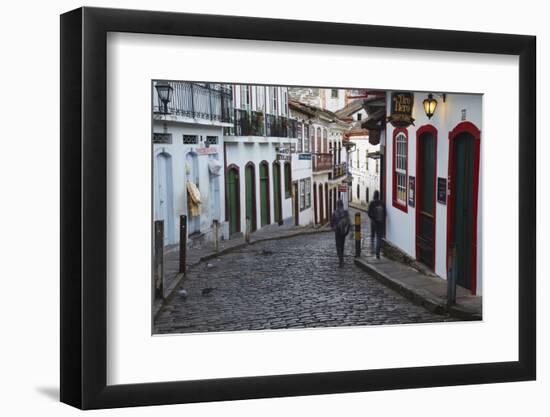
154 226 333 319
354 257 481 321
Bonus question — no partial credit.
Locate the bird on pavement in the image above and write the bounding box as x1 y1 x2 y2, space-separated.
201 287 216 296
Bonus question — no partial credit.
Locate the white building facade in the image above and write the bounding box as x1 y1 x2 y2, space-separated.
384 91 482 295
152 81 233 246
224 85 310 235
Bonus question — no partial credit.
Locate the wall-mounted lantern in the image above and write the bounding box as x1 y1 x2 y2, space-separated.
155 81 173 114
423 94 438 119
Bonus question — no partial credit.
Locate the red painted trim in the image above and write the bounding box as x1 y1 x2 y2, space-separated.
415 124 438 270
392 127 408 212
446 121 481 295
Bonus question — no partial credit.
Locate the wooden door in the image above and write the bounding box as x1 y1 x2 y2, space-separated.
227 167 240 235
416 131 436 269
293 182 299 226
273 162 282 224
452 133 475 290
259 162 270 226
245 163 256 231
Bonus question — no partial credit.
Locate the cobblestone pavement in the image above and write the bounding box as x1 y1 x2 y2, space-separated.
154 220 457 334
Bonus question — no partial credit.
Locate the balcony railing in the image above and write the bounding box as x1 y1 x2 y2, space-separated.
153 81 233 123
333 162 347 179
313 153 333 172
234 109 265 136
228 111 300 139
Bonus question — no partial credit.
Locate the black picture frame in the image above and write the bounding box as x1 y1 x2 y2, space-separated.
60 6 536 410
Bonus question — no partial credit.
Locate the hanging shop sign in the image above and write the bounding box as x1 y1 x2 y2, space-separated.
338 184 348 193
437 177 447 204
387 92 415 128
408 176 415 207
368 129 381 145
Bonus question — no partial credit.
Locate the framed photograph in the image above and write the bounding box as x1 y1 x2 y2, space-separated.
60 7 536 409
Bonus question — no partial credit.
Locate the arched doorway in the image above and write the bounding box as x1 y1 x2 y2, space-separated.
186 152 200 235
227 165 240 235
259 161 270 227
416 125 437 270
245 162 257 232
319 183 324 224
328 188 334 219
324 183 329 223
208 154 221 224
155 151 174 245
447 122 480 294
273 161 282 225
313 182 318 224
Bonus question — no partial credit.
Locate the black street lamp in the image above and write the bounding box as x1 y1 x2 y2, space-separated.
155 81 173 114
423 93 438 119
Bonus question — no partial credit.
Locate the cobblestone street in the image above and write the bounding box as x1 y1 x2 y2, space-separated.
154 219 457 334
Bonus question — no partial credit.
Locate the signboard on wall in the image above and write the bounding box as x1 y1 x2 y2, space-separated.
388 92 415 128
437 177 447 204
408 176 415 207
298 153 312 160
196 147 218 155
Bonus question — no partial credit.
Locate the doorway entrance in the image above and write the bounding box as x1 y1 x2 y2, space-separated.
415 126 437 269
227 165 240 235
447 122 480 294
245 163 256 232
186 152 200 235
273 162 282 225
259 161 270 227
155 152 174 245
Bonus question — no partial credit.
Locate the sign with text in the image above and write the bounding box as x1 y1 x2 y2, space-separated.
437 177 447 204
298 153 312 160
196 147 218 155
338 184 348 193
388 92 415 128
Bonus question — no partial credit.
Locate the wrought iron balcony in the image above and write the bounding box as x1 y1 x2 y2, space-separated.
333 162 347 179
153 81 233 123
234 109 265 136
313 153 333 172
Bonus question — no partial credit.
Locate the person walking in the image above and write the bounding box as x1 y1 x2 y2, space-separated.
367 190 385 259
331 199 351 267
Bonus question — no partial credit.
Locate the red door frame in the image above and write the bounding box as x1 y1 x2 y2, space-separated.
415 124 438 269
446 121 481 295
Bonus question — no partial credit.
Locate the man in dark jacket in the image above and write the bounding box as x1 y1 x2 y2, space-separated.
367 190 385 259
331 199 351 267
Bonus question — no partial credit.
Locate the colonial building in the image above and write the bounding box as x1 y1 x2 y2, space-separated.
383 91 482 295
288 87 348 113
289 99 348 224
336 99 381 209
224 85 306 235
152 81 233 246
